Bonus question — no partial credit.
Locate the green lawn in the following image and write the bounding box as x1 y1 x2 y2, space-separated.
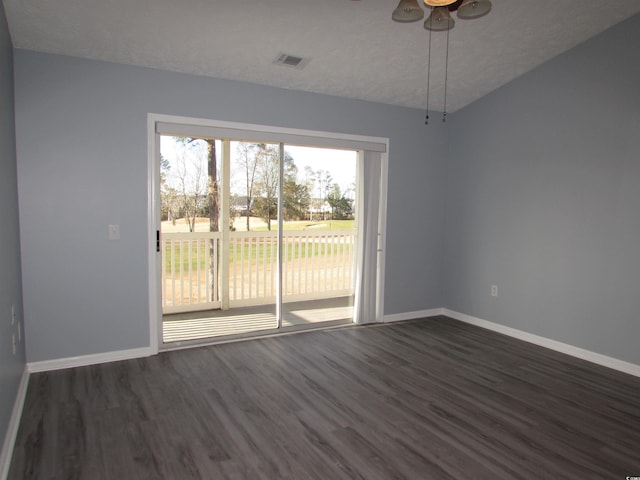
163 238 353 272
251 219 355 232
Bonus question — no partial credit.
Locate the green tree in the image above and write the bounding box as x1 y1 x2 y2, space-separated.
283 177 310 221
282 156 310 221
327 183 354 220
305 167 333 220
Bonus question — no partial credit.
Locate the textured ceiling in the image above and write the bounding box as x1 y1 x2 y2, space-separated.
4 0 640 112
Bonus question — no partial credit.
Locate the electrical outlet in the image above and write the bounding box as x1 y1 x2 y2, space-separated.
108 224 120 241
11 305 16 325
491 285 498 297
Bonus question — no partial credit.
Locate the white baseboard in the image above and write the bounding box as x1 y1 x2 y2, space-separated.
383 308 444 323
443 309 640 378
0 366 29 480
27 346 153 373
21 308 640 376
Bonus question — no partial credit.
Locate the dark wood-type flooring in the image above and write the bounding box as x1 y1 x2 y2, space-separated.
9 316 640 479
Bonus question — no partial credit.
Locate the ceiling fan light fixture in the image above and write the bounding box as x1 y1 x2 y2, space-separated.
423 0 457 6
424 6 455 31
457 0 492 19
392 0 424 23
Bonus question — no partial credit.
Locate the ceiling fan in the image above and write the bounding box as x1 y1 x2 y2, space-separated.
391 0 493 123
392 0 492 31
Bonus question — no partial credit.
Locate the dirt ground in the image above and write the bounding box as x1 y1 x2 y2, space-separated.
161 216 268 233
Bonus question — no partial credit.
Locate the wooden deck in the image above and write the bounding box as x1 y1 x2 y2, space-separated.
162 296 354 344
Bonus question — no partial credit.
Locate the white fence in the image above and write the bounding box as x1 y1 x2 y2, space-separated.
161 230 356 314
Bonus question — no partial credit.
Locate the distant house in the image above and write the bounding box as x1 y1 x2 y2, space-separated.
230 195 253 215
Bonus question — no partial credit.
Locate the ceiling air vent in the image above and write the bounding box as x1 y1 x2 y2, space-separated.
273 53 309 70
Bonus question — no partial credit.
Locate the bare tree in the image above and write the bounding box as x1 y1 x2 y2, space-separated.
235 142 260 231
254 144 280 231
160 154 179 223
163 136 220 302
171 140 207 232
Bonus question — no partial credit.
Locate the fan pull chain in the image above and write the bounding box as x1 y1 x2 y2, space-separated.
443 26 450 123
425 25 432 125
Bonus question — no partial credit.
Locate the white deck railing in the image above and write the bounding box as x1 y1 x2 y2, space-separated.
162 229 356 313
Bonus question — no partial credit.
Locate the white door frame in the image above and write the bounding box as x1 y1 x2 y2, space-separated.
147 113 388 354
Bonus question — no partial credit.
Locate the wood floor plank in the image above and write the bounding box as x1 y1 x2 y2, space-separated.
9 316 640 479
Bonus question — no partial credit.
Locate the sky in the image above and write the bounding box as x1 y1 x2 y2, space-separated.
160 136 357 197
284 145 357 195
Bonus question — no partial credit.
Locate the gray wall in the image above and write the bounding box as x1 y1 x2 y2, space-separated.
0 0 26 454
443 13 640 365
17 11 639 368
13 50 448 363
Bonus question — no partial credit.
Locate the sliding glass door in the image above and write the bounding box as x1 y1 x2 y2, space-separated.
153 119 385 347
280 145 357 328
